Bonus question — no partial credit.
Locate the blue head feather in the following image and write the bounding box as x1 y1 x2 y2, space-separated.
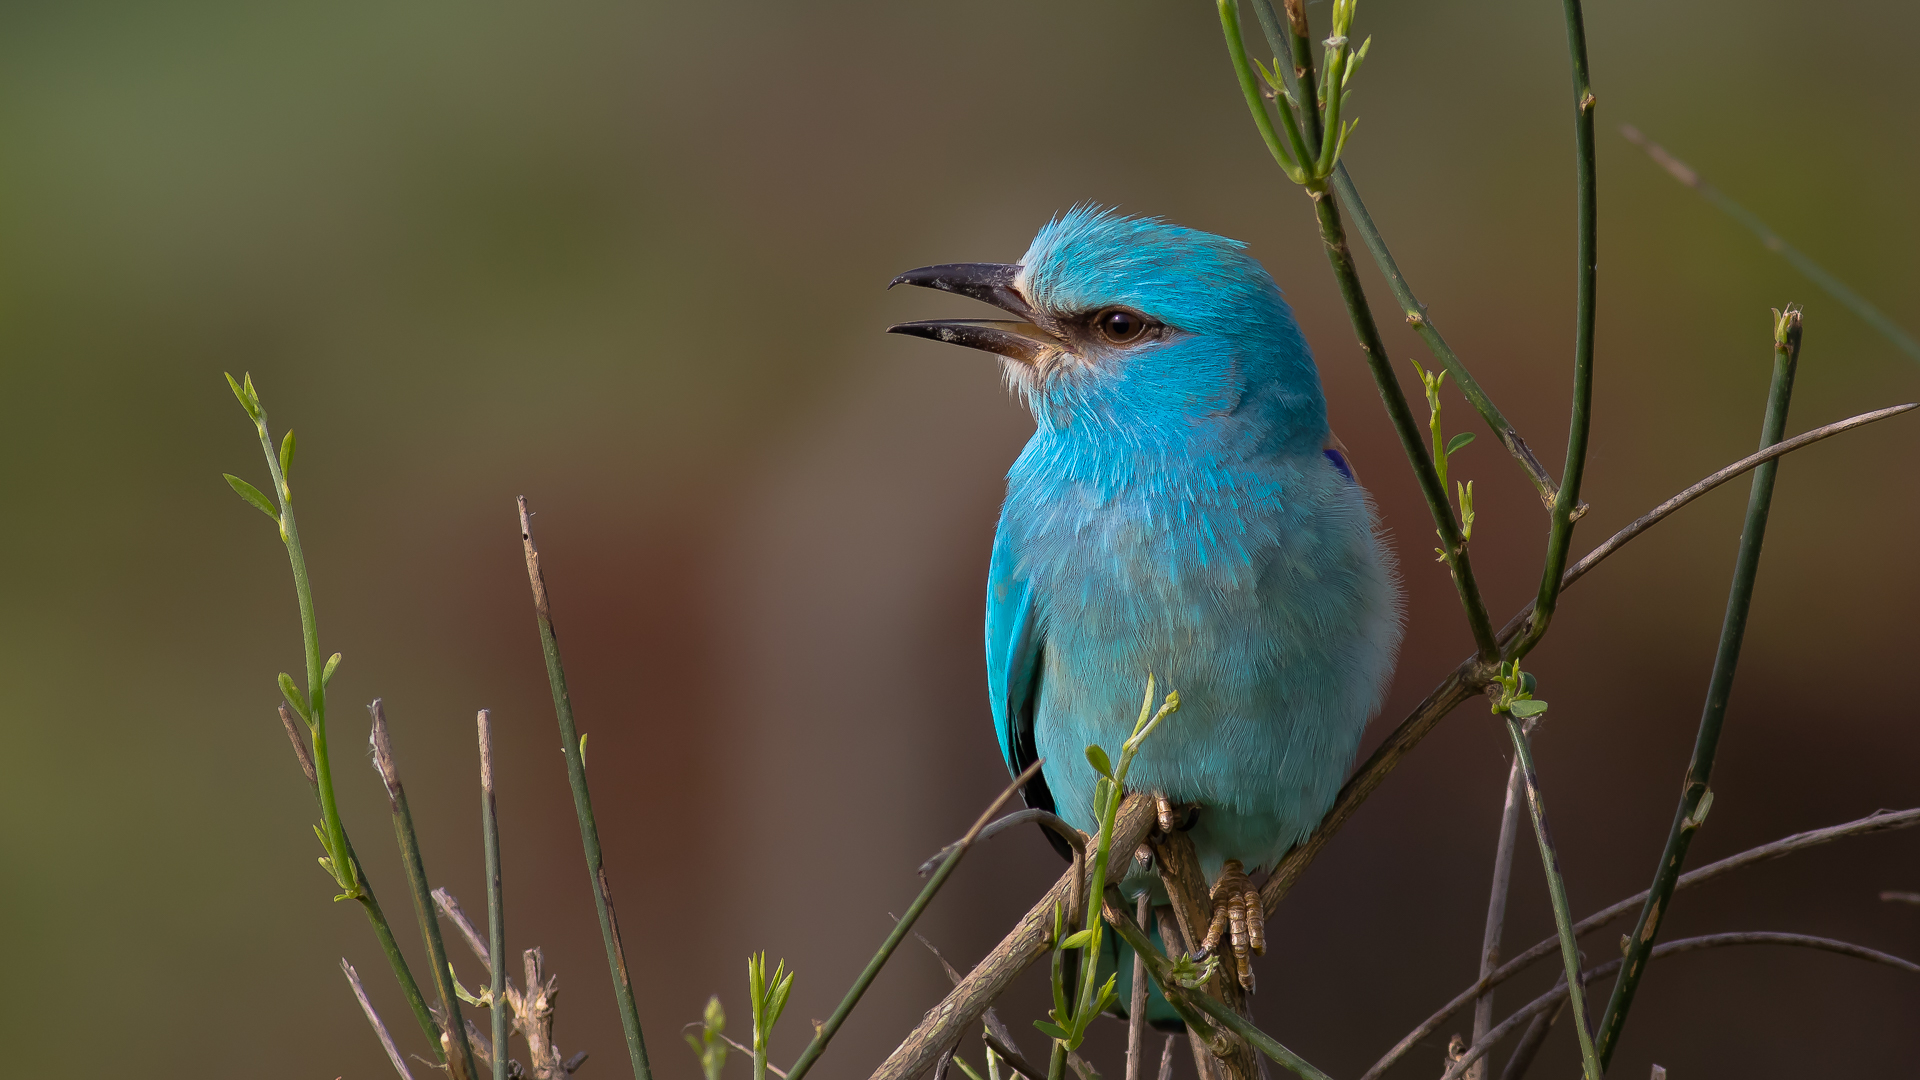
1008 205 1327 459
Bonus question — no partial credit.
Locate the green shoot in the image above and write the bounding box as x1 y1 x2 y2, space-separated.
1410 360 1477 562
1490 661 1547 722
1038 676 1181 1058
1220 0 1370 192
748 953 795 1080
686 996 728 1080
223 371 358 899
223 374 441 1053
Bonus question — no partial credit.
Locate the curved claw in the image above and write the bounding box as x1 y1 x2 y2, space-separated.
1205 860 1265 992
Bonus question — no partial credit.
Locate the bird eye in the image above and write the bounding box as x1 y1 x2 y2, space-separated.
1095 308 1150 345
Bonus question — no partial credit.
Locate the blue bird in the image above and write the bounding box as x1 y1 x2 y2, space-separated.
890 206 1402 991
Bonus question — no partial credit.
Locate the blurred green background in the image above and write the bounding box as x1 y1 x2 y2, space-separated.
3 0 1917 1076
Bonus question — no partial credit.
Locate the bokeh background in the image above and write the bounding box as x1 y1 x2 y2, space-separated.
3 0 1917 1076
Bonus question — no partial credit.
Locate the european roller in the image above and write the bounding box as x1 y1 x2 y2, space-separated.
889 206 1402 993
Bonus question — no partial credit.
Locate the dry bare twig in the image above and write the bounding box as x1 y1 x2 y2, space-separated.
1438 933 1920 1080
1467 760 1525 1080
344 959 416 1080
1365 806 1920 1079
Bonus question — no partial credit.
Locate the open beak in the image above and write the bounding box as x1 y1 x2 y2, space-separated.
886 263 1064 364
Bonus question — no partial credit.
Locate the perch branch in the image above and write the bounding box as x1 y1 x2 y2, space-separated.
789 761 1042 1080
1151 830 1259 1080
1261 668 1480 914
868 794 1155 1080
1103 893 1332 1080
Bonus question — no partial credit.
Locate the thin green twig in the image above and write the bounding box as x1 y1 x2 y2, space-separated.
1307 193 1500 660
479 710 508 1080
1595 307 1803 1066
1216 1 1500 662
518 496 653 1080
342 834 441 1053
1329 165 1561 506
1621 124 1920 364
1502 715 1600 1080
784 760 1044 1080
1508 0 1598 663
371 700 477 1079
227 376 439 1054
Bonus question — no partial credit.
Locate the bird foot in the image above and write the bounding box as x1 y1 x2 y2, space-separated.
1154 795 1200 835
1199 860 1264 992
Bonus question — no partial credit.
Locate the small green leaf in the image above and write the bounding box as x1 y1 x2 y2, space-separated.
1167 952 1218 990
766 967 795 1031
313 823 329 849
279 429 296 482
952 1056 989 1080
451 962 488 1006
225 474 279 520
1520 671 1537 696
1508 699 1549 719
1091 973 1119 1017
322 652 342 687
1084 744 1113 779
1684 789 1715 830
1032 1021 1070 1041
279 673 311 722
1059 928 1095 951
225 372 260 421
579 732 589 767
1445 431 1476 457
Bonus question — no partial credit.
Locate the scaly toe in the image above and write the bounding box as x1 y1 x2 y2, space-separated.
1243 888 1266 956
1207 860 1262 991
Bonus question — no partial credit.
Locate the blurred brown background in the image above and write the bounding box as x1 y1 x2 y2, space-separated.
3 0 1917 1076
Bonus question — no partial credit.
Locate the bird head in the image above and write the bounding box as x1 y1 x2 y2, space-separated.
889 205 1328 454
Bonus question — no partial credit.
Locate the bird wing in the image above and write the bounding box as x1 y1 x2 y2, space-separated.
985 524 1052 813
